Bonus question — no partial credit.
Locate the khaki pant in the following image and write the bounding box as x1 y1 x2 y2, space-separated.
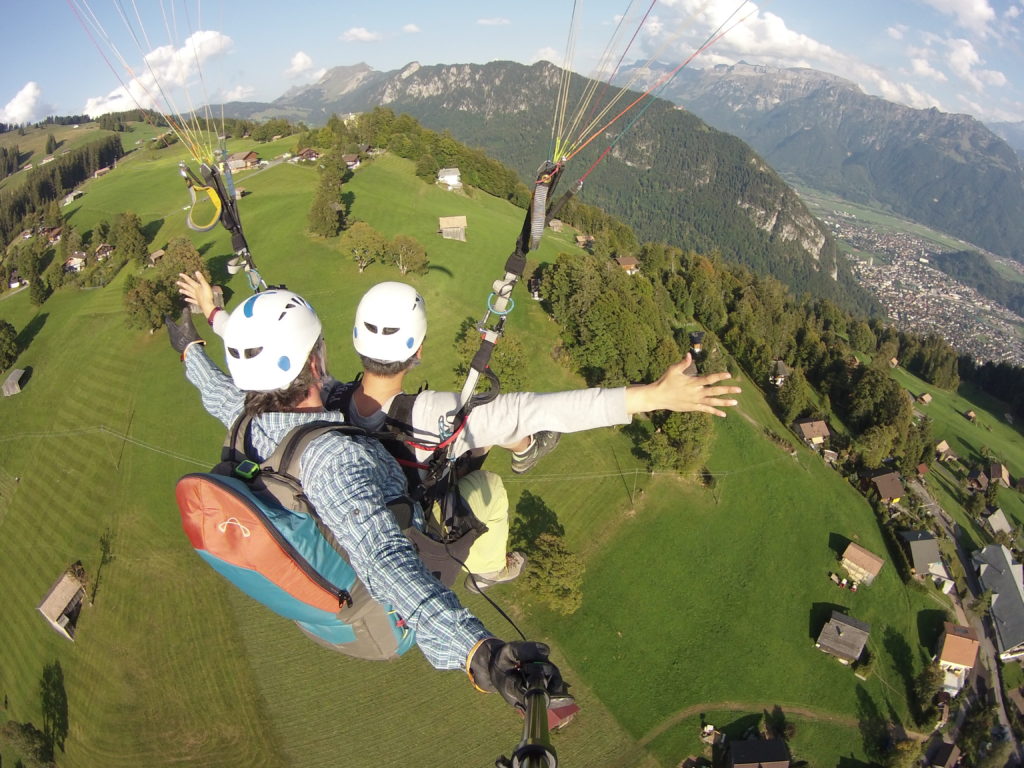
454 470 510 574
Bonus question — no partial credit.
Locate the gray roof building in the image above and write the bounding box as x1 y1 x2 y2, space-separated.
816 611 870 664
974 545 1024 660
900 530 942 577
731 738 790 768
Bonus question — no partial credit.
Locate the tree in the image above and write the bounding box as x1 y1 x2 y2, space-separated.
774 367 811 423
524 532 584 615
29 278 50 306
389 234 429 275
883 739 921 768
45 133 57 154
111 212 147 264
0 319 17 369
340 221 385 273
123 275 174 331
307 189 342 237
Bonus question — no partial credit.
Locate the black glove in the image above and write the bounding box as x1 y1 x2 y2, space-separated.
164 309 203 355
469 639 573 710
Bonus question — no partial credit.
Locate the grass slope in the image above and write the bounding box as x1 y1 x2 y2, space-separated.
1 148 1008 768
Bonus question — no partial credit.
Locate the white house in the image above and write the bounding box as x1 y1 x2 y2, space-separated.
437 167 462 190
937 623 980 695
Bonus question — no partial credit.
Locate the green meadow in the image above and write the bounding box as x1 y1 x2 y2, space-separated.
0 138 1014 767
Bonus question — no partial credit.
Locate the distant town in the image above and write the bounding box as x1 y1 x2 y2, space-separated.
823 212 1024 366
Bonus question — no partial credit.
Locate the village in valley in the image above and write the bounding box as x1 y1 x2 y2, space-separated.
819 211 1024 367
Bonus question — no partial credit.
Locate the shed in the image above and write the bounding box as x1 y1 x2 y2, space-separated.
37 570 87 641
918 392 932 404
730 738 790 768
768 360 791 388
148 249 165 266
3 368 25 396
935 440 951 460
438 216 468 242
965 410 977 422
841 541 885 585
437 167 462 189
816 611 870 664
575 234 595 249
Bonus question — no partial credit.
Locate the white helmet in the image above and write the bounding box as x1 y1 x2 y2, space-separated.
222 290 323 391
352 282 427 363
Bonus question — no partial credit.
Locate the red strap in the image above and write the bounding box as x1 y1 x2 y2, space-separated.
207 307 222 326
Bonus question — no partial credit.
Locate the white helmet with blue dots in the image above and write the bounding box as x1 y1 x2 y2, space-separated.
352 282 427 364
223 289 323 391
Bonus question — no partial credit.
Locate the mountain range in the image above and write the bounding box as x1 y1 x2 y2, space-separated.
222 61 878 315
622 61 1024 261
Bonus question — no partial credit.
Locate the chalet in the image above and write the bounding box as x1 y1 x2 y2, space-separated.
964 410 977 422
689 331 705 354
841 542 885 585
3 368 25 397
63 253 87 272
989 462 1011 488
966 469 989 493
928 742 961 768
974 544 1024 660
63 190 83 206
342 153 361 170
938 624 979 695
575 234 595 250
438 216 468 242
730 738 790 768
986 508 1013 537
297 148 321 161
19 229 32 240
868 470 904 504
548 219 563 233
615 255 640 275
37 570 87 641
93 166 111 178
437 167 461 190
768 360 791 388
94 243 115 261
793 419 830 447
227 151 259 170
918 392 932 405
44 226 62 244
816 610 870 664
8 270 26 289
900 531 942 581
935 440 952 461
148 249 165 267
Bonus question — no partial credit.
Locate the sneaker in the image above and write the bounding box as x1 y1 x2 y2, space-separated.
510 431 562 474
465 552 527 594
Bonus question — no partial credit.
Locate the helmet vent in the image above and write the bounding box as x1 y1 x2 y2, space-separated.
243 347 263 359
382 327 399 336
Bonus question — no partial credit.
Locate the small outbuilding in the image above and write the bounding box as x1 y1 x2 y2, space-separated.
841 541 885 585
437 167 461 190
37 570 88 641
3 368 25 396
918 392 932 405
768 360 792 388
816 610 870 664
990 462 1011 488
438 216 468 242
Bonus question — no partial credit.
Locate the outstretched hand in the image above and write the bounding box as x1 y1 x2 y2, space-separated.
625 354 742 417
176 271 215 318
164 309 203 355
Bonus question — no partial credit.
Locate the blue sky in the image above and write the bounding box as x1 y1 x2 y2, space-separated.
2 0 1022 125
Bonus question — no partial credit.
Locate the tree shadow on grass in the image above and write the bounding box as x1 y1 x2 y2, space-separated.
40 660 68 760
809 602 848 640
720 712 762 741
855 684 889 761
509 491 564 553
883 626 919 723
16 313 47 353
140 217 164 247
917 609 950 655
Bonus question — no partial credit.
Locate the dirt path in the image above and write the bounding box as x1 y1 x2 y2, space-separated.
638 701 929 746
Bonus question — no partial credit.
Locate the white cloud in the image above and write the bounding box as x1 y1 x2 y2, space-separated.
402 23 420 34
83 30 233 118
0 82 50 124
920 0 997 36
286 51 314 77
1006 5 1021 18
886 25 906 40
477 18 511 26
945 37 1005 91
910 57 948 82
341 27 382 42
532 47 561 64
224 85 255 101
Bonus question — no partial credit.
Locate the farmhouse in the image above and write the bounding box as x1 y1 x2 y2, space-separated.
297 148 321 161
342 153 360 170
438 216 468 242
768 359 791 388
841 541 885 585
937 623 980 695
989 462 1011 488
3 368 26 397
793 418 830 447
575 234 595 250
973 544 1024 660
94 243 114 261
899 530 941 580
816 611 870 664
63 253 87 272
867 470 904 504
227 151 259 170
730 738 790 768
437 167 461 189
37 569 87 641
615 255 639 275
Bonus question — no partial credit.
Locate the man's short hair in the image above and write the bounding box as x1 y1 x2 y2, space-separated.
359 354 417 376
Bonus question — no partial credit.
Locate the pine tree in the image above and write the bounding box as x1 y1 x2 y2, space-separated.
307 189 341 237
0 319 17 370
525 533 585 616
45 133 57 154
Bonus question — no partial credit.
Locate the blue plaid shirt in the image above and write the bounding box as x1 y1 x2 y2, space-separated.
184 346 491 670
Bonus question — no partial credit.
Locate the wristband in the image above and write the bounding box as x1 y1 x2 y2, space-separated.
207 307 222 327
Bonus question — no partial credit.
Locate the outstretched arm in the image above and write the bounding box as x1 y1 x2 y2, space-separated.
177 271 229 336
624 354 741 418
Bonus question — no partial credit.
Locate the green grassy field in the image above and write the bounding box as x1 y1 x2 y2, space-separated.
0 147 1012 768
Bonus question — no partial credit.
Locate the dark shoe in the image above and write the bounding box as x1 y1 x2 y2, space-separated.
511 431 561 474
465 552 526 594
